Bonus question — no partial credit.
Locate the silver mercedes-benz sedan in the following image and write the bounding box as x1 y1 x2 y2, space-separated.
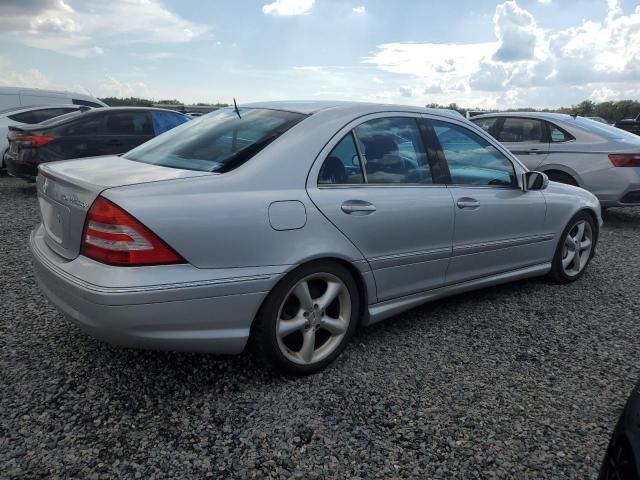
31 101 602 374
471 112 640 208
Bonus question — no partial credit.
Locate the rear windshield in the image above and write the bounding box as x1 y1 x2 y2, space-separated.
124 108 306 172
572 117 640 142
39 110 84 126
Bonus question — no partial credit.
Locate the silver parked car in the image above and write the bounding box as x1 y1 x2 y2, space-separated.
471 112 640 208
30 101 602 374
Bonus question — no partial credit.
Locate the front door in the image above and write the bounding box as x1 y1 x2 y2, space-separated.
429 118 549 285
307 115 455 302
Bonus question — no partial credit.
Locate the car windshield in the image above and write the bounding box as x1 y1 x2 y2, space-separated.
572 117 640 142
124 107 306 172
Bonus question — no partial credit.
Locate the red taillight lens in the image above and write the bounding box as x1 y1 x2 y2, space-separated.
81 196 185 267
609 153 640 167
14 135 55 148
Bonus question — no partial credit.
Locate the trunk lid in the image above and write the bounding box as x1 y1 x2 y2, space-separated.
37 155 212 260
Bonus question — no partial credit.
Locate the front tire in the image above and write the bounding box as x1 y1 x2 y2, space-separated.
251 261 360 375
549 212 596 283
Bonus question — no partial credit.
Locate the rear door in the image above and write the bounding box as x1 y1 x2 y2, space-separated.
307 114 455 302
429 118 549 284
103 110 154 153
492 116 550 169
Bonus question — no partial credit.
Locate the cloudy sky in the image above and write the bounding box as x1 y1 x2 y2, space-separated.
0 0 639 108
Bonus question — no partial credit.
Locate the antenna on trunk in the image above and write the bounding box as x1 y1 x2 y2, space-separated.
233 98 241 119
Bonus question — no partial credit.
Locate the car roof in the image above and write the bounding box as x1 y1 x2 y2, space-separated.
471 111 575 122
242 100 464 120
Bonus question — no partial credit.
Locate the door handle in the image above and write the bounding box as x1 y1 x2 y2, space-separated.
456 198 480 209
341 200 376 215
527 148 541 154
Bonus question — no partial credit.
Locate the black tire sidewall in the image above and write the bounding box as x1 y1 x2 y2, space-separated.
251 261 360 375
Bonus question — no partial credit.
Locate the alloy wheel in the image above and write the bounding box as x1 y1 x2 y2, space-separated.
276 273 352 365
561 219 593 277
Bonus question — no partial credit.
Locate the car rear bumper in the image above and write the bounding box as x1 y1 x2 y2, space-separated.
5 152 37 181
584 167 640 208
30 224 280 354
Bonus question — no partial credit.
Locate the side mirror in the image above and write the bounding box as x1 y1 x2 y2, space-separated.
523 171 549 191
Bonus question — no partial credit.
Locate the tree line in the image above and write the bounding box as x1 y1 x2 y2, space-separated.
98 97 639 123
98 97 228 108
428 100 640 122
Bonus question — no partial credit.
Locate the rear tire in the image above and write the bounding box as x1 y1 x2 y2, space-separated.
549 211 596 283
546 171 578 186
250 261 360 375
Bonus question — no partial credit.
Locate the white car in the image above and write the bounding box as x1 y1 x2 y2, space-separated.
0 104 90 171
0 86 106 111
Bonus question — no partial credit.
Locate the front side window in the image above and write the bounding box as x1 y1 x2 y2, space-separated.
354 117 433 184
318 133 363 184
151 111 189 135
497 117 546 143
125 108 306 172
432 120 516 187
472 117 500 135
105 112 153 135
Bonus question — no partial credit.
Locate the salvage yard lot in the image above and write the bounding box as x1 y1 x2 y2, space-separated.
1 175 639 479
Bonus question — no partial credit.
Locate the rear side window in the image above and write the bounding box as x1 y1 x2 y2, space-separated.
497 117 546 143
66 113 105 135
548 123 574 143
354 117 433 184
72 99 103 108
432 120 516 187
151 111 188 135
105 112 153 135
8 108 76 124
318 133 364 184
125 108 306 172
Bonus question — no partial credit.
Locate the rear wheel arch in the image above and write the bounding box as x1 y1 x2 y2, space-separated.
540 168 580 186
251 257 369 333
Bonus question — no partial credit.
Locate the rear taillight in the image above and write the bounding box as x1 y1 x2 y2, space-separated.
81 196 185 267
609 153 640 167
14 135 55 148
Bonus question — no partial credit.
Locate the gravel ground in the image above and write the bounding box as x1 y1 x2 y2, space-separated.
1 175 639 479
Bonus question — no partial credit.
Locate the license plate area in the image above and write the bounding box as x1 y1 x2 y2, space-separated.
39 196 70 245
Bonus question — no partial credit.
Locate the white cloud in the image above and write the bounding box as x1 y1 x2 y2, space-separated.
0 56 49 88
492 0 544 62
100 74 150 98
262 0 314 16
399 86 414 97
0 0 211 57
362 0 640 108
538 0 552 4
352 5 366 14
